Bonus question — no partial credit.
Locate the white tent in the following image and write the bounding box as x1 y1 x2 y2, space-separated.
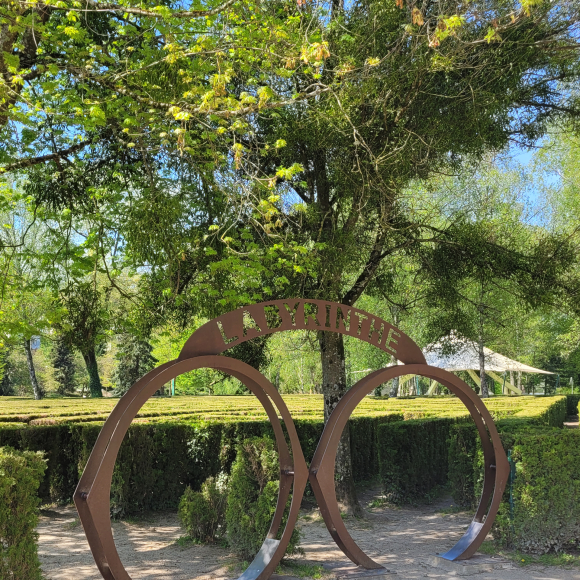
420 335 554 395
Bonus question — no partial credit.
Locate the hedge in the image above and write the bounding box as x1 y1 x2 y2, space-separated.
377 396 567 506
0 414 405 516
0 447 47 580
0 395 568 519
377 417 462 503
494 428 580 553
566 394 580 416
443 396 580 554
0 393 561 425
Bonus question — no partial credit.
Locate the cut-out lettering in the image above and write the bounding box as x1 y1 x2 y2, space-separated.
354 312 369 336
283 301 301 326
336 306 351 333
264 306 283 331
368 318 385 345
242 310 262 337
304 302 321 328
324 304 332 328
383 328 400 354
217 320 239 345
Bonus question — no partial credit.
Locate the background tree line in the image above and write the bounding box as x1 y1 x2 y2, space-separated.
2 0 580 511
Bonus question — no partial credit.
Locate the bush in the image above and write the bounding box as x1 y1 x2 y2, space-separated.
566 394 580 416
178 473 229 542
0 395 566 517
377 417 461 504
225 437 300 560
0 447 47 580
448 422 479 508
493 428 580 554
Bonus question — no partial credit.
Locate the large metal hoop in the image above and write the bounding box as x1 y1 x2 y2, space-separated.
74 356 309 580
309 363 509 565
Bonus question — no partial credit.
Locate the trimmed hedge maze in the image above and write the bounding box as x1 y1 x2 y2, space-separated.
0 394 577 553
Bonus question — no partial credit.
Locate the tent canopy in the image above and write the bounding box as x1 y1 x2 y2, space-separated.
423 336 554 375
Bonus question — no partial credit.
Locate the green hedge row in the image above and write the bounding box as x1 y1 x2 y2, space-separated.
448 423 580 553
495 428 580 553
377 417 464 504
566 394 580 416
0 447 46 580
0 414 402 516
377 396 568 507
375 395 580 554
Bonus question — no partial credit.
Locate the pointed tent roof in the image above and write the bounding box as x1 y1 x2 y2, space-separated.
423 335 554 375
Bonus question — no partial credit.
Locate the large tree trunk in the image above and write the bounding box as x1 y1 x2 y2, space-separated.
478 335 489 398
23 338 43 400
318 331 363 516
82 347 103 398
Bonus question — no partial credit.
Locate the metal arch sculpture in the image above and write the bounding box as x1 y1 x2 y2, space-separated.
74 299 509 580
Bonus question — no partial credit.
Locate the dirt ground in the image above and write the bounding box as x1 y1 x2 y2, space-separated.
38 486 580 580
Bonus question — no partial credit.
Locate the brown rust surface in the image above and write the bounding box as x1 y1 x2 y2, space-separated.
75 300 508 580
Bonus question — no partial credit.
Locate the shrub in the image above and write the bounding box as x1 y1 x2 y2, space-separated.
377 417 461 504
0 447 47 580
178 473 229 542
448 422 479 508
493 428 580 554
0 395 566 517
225 437 300 560
566 394 580 417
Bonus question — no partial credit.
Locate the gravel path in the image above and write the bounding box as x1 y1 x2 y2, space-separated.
38 486 580 580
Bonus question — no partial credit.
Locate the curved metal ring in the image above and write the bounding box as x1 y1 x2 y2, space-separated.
308 364 509 566
74 356 309 580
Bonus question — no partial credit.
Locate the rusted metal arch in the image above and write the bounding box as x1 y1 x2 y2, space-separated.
310 363 509 565
75 299 509 580
74 356 309 580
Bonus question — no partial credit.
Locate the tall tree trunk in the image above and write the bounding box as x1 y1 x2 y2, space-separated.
478 335 488 398
23 338 43 400
318 331 363 516
82 347 103 398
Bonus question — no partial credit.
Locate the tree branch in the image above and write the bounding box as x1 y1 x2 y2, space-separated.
342 232 385 306
517 100 580 115
1 140 92 173
29 0 238 19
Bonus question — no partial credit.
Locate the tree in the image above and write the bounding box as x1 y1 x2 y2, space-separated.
419 164 580 396
3 0 580 510
52 336 76 396
58 282 109 397
0 191 65 399
219 0 580 508
112 334 157 396
0 344 14 396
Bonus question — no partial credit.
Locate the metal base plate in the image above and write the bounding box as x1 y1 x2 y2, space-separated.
428 553 514 575
322 562 396 578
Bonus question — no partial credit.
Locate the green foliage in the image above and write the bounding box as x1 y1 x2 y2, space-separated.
58 282 109 398
447 396 577 553
52 337 76 396
448 423 480 507
566 394 580 416
0 447 47 580
378 418 461 504
178 473 229 542
226 437 300 560
493 429 580 554
112 334 157 396
0 345 14 396
0 395 568 515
